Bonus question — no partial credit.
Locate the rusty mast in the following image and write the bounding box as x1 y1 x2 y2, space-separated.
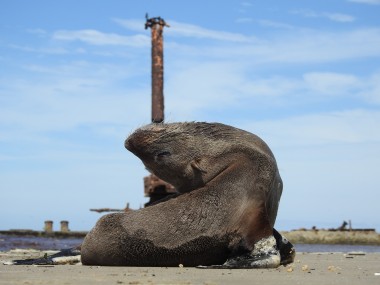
145 15 169 123
144 15 175 206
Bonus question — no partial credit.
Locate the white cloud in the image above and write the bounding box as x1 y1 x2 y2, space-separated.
115 18 254 43
0 61 151 140
113 18 142 31
303 72 360 95
6 23 379 135
291 9 319 18
323 13 356 23
348 0 380 4
238 1 253 14
238 76 301 99
9 44 69 54
241 1 253 7
26 28 48 36
164 58 380 123
235 18 253 24
257 20 294 29
243 109 380 148
302 72 380 105
53 29 149 47
243 108 380 232
168 20 254 42
292 9 355 23
165 62 242 119
206 28 380 64
112 19 380 65
359 73 380 104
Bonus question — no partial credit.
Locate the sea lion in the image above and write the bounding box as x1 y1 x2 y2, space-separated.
80 122 295 268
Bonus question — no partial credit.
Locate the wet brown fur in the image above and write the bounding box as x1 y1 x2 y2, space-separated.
81 122 284 266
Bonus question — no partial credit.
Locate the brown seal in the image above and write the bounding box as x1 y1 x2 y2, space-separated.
80 122 295 267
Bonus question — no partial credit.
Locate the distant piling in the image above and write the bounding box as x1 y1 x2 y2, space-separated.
44 220 53 233
60 220 70 232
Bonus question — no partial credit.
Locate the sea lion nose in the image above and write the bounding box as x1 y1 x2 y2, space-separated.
125 130 148 153
124 137 134 151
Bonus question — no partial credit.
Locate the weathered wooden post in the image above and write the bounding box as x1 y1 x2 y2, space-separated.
145 15 169 123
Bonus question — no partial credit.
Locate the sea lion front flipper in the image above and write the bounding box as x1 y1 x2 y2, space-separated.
147 193 181 206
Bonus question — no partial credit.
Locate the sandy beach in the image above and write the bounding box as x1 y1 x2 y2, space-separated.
1 250 379 285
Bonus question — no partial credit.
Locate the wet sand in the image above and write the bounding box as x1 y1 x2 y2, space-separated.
1 250 379 285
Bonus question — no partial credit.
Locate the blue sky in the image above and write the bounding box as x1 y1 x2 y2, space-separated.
1 0 380 232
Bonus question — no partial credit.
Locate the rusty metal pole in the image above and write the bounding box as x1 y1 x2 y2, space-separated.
145 16 169 123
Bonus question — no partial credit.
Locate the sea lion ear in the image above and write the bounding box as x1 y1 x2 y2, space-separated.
191 158 207 174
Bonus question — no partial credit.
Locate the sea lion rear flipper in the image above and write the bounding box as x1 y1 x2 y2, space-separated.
197 252 281 269
197 236 281 269
273 228 296 265
197 232 296 269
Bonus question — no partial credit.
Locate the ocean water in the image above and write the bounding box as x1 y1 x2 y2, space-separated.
0 235 83 251
1 234 380 252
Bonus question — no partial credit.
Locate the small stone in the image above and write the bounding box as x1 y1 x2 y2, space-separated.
286 267 293 272
302 265 309 272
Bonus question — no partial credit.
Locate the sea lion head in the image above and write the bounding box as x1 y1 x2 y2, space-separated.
125 122 238 193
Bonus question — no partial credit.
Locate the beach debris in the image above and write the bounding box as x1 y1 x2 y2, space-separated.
2 261 14 265
286 266 294 272
327 265 341 273
51 255 81 265
7 248 81 265
4 254 81 265
347 251 366 256
179 263 184 268
301 265 309 271
343 252 365 258
374 273 380 276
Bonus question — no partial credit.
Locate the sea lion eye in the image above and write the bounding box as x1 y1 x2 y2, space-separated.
156 151 171 158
